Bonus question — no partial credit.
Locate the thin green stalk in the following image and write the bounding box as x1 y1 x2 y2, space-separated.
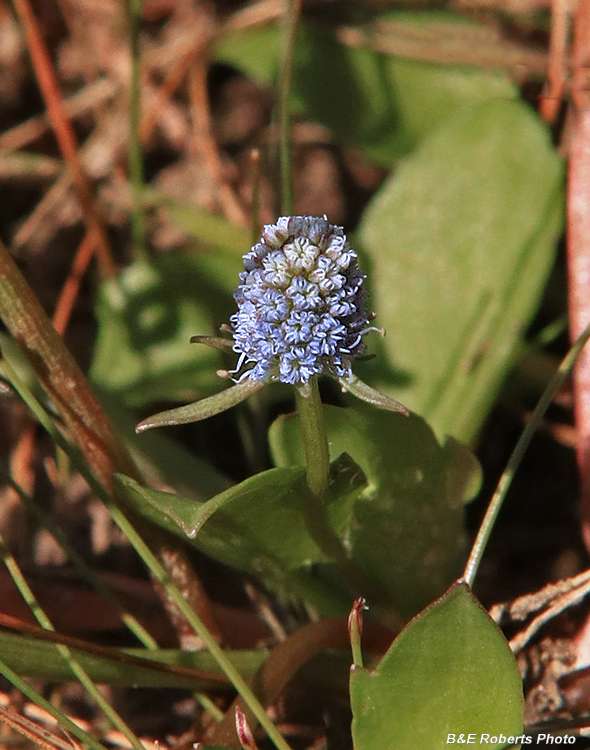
102 498 292 750
0 657 109 750
128 0 147 260
7 477 157 649
0 237 220 670
104 506 291 750
279 0 301 216
196 692 225 723
464 318 590 586
295 377 330 499
294 379 386 601
0 358 293 750
0 530 146 750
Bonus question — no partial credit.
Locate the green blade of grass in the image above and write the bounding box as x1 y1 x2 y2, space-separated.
7 476 158 649
464 317 590 586
0 526 146 750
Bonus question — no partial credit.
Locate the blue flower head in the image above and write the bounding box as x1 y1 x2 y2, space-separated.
136 216 408 434
230 216 369 385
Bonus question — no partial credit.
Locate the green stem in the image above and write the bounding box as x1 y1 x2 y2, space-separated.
295 379 337 563
464 318 590 586
295 377 330 498
279 0 301 216
295 379 388 602
107 505 293 750
0 236 223 668
8 477 157 649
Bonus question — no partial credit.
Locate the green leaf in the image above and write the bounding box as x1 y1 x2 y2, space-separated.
292 24 516 164
357 99 564 442
215 19 516 164
0 630 265 689
115 453 366 587
339 373 408 414
90 255 237 407
135 378 264 433
351 582 524 750
269 405 481 616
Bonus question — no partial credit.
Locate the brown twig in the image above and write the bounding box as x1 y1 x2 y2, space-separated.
9 422 35 500
0 78 117 152
12 172 71 250
336 19 548 75
567 0 590 551
0 612 229 685
11 0 116 278
52 233 95 337
0 703 82 750
2 421 36 558
141 47 199 145
209 617 394 748
570 0 590 111
188 59 248 225
539 0 570 124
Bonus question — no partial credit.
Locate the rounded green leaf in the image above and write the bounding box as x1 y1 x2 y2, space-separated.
269 405 481 616
357 99 564 442
351 582 523 750
292 23 515 163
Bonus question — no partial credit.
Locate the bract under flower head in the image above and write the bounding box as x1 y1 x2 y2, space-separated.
230 216 369 385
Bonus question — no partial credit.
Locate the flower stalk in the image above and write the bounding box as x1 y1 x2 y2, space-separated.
296 378 391 603
295 376 330 499
294 375 344 569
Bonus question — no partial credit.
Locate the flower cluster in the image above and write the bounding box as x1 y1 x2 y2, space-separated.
231 216 370 385
135 214 408 435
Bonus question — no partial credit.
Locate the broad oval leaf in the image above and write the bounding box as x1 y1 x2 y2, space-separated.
269 405 481 617
356 99 564 442
351 582 523 750
292 21 516 164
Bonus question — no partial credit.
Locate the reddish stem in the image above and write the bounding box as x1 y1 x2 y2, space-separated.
567 0 590 551
11 0 116 279
539 0 569 125
52 233 94 337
